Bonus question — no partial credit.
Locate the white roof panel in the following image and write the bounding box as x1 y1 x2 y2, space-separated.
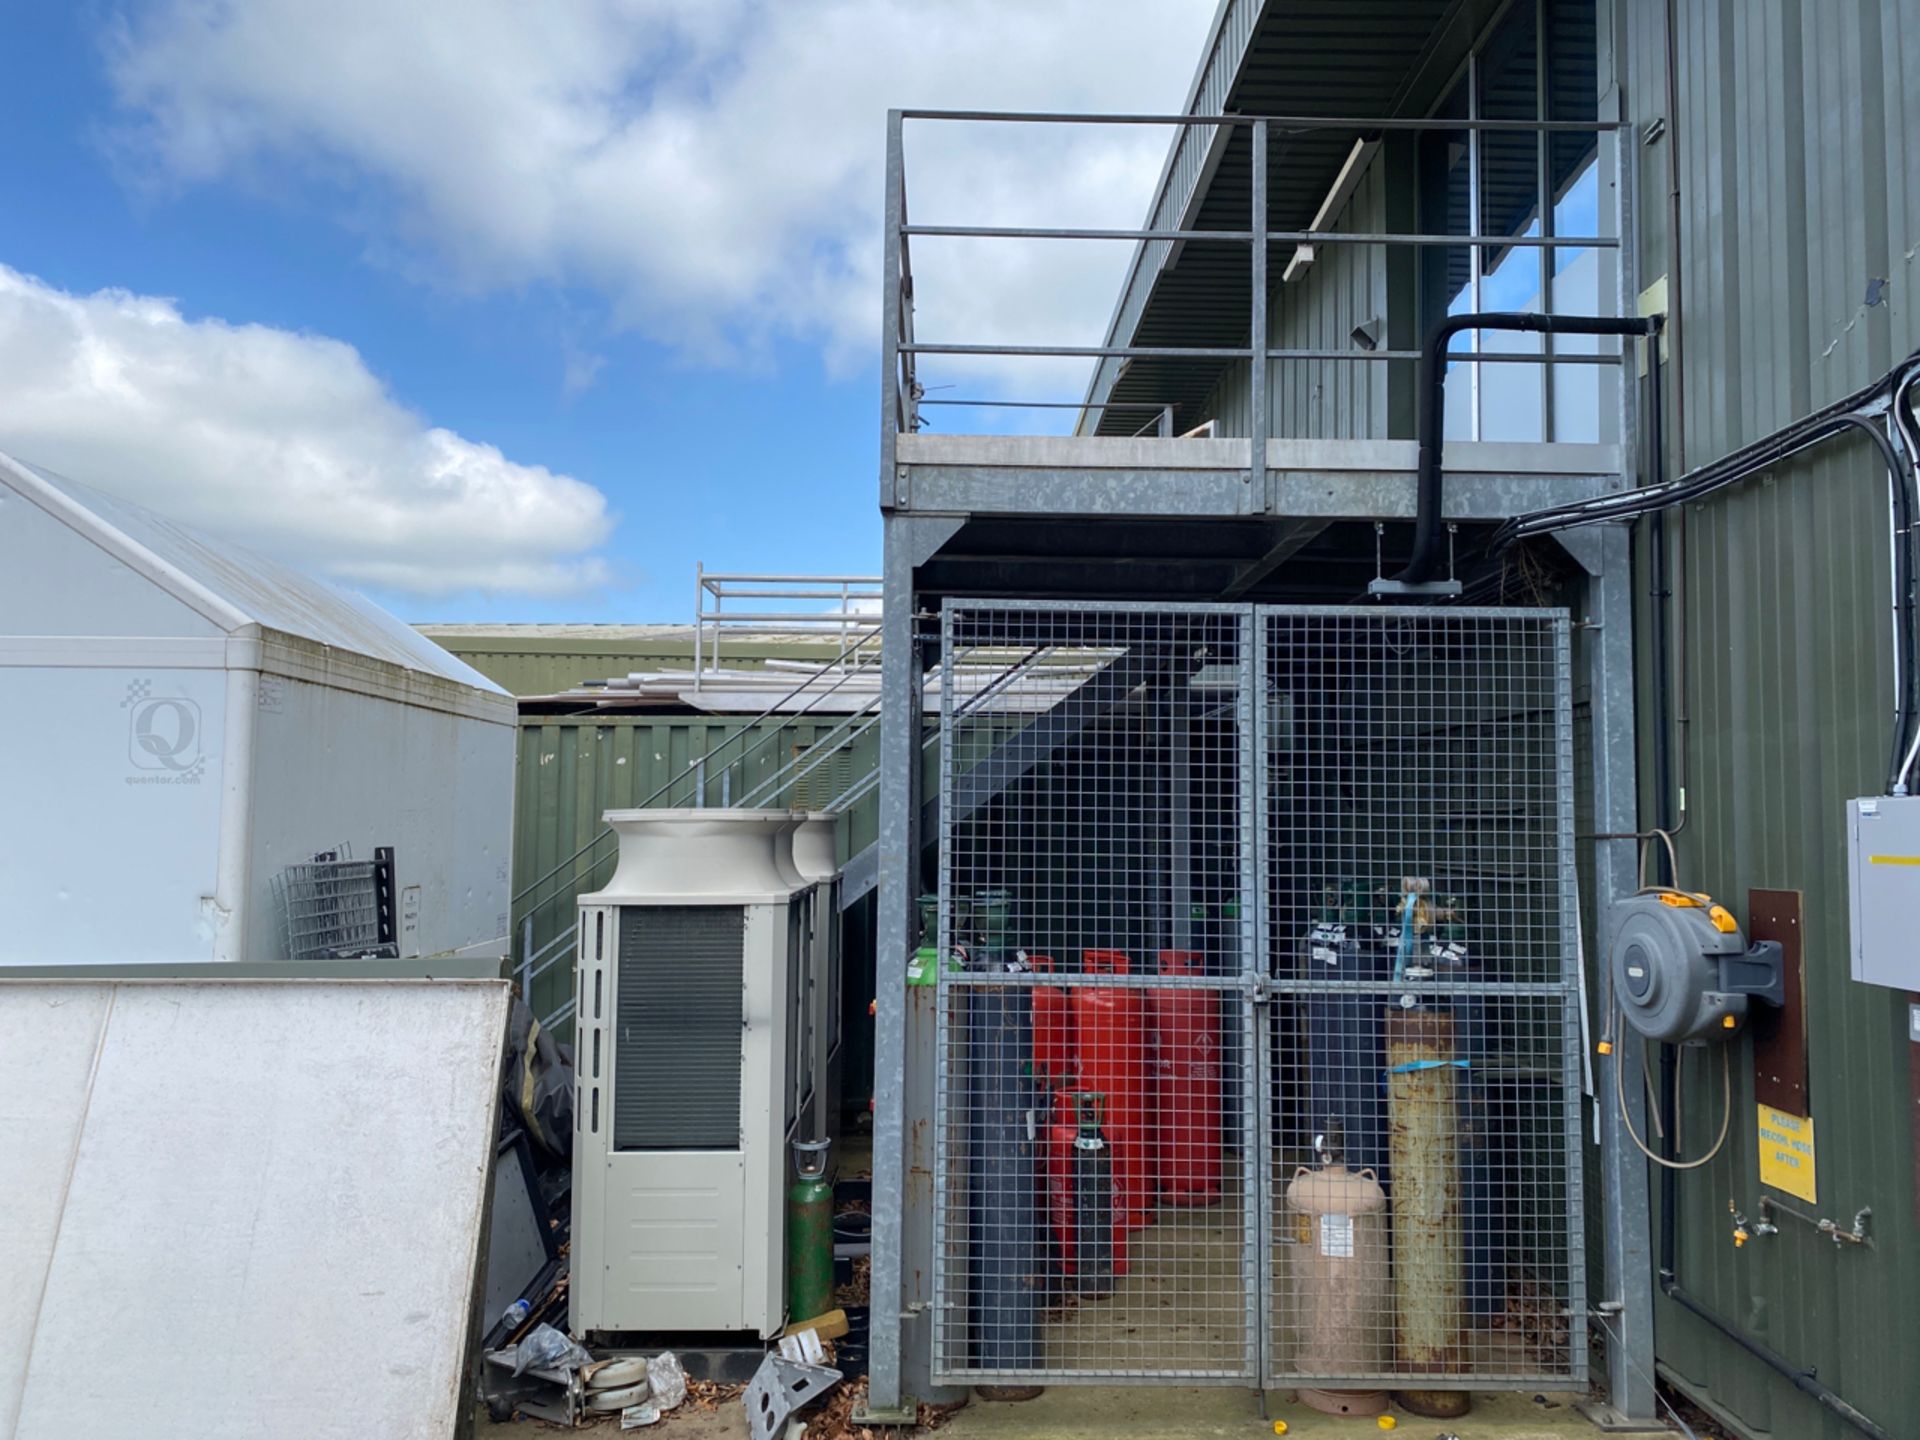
0 450 507 696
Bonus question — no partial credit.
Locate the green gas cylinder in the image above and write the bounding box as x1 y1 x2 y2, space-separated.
787 1138 834 1327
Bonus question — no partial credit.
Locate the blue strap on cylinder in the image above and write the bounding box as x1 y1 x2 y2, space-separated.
1387 1059 1470 1074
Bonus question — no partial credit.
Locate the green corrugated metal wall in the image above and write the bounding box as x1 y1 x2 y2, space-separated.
1623 1 1920 1434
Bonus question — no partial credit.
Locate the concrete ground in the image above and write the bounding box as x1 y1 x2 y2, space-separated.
487 1133 1643 1437
478 1386 1636 1438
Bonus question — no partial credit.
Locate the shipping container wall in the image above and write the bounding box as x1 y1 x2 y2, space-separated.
1622 1 1920 1435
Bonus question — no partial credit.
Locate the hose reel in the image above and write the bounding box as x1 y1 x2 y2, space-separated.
1608 893 1784 1044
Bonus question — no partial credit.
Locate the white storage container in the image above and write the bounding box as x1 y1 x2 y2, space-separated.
0 451 517 965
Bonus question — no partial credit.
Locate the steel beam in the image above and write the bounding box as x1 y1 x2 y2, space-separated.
899 466 1612 523
882 110 905 511
1587 3 1658 1416
1220 520 1328 597
890 434 1620 523
1250 120 1269 510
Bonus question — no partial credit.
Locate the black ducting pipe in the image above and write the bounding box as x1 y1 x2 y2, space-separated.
1395 311 1665 585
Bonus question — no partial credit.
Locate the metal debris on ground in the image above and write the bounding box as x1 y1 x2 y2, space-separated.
586 1381 652 1413
583 1357 649 1391
482 1346 586 1427
779 1328 830 1365
744 1353 843 1440
646 1352 689 1411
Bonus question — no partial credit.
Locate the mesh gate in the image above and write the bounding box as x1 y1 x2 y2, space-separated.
929 602 1583 1390
1261 609 1584 1392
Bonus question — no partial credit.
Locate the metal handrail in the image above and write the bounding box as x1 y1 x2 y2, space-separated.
695 566 881 683
885 108 1631 455
520 638 1059 946
735 699 884 810
896 108 1630 129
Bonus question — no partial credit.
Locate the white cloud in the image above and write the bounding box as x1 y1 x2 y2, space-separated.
0 264 612 596
102 0 1217 394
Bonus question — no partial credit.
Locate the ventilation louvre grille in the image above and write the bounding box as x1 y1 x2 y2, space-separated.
613 906 743 1150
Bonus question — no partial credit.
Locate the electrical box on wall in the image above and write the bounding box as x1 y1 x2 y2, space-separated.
1845 797 1920 989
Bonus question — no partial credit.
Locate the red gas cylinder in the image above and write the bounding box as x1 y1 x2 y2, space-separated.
1074 948 1152 1229
1045 1089 1128 1288
1027 953 1075 1091
1151 949 1222 1205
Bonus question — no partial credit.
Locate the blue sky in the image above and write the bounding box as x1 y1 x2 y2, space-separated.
0 2 1214 623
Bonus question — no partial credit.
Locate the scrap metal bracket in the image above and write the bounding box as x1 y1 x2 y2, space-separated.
746 1354 843 1440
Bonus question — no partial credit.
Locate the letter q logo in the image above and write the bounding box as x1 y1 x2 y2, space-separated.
129 696 203 772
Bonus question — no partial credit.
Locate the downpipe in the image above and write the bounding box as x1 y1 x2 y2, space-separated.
1394 311 1665 586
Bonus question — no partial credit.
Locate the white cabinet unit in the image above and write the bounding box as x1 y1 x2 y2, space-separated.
570 809 824 1338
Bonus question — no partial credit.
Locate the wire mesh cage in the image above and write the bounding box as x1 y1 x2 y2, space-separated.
928 601 1581 1390
272 844 397 961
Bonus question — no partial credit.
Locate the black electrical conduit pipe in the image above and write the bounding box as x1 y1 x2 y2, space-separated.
1487 349 1920 548
1491 347 1920 794
1394 310 1666 585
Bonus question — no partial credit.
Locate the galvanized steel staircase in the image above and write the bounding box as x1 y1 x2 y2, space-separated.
511 634 1155 1031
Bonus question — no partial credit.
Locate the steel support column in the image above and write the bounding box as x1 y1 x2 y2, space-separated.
867 514 968 1420
1585 524 1658 1427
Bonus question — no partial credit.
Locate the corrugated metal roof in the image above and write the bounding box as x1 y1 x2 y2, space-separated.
419 625 866 697
1 450 506 696
1086 0 1495 434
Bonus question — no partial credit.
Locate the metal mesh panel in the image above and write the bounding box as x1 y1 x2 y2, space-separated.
614 906 744 1150
273 847 385 960
934 604 1258 1383
1262 608 1582 1389
928 601 1582 1390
